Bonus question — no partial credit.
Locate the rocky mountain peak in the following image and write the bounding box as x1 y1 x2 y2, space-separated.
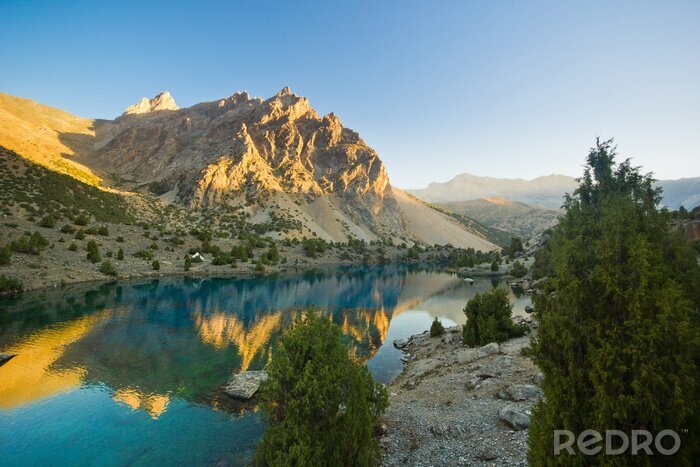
123 91 179 115
277 86 293 97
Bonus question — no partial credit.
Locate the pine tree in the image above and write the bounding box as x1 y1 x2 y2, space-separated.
528 139 700 465
430 317 445 337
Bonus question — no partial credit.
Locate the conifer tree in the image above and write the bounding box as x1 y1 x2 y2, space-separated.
528 139 700 465
254 312 388 466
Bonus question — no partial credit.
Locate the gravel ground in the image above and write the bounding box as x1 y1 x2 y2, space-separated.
380 325 541 466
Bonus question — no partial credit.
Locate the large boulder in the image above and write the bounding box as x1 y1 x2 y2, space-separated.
393 338 409 350
478 342 500 358
497 384 542 401
499 407 530 430
223 371 268 401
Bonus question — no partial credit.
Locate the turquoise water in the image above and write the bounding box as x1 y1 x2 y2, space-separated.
0 266 530 466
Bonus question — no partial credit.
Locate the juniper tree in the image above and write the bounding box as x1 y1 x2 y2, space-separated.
528 139 700 465
254 312 388 466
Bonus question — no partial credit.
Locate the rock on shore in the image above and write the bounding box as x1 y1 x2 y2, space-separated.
223 371 268 401
380 327 541 466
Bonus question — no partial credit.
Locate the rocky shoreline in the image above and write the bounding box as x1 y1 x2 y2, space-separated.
380 324 541 466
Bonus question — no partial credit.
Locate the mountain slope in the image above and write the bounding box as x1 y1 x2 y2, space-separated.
392 188 496 250
0 90 497 250
437 197 560 239
0 93 100 185
656 177 700 209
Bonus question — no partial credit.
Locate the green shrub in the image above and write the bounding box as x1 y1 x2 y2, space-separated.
12 232 49 255
60 224 76 234
184 255 191 271
430 317 445 337
0 244 11 265
117 248 124 260
255 260 264 272
151 260 160 271
254 312 388 466
68 242 78 251
463 288 524 346
0 274 23 295
86 240 101 263
39 214 57 228
134 249 154 261
99 260 117 277
490 260 499 272
74 214 89 226
509 260 527 278
116 236 125 243
97 226 109 236
74 230 85 240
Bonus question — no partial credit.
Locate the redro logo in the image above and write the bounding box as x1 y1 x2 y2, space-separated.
554 430 681 456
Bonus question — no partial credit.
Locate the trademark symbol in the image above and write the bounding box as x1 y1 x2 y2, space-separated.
681 428 688 434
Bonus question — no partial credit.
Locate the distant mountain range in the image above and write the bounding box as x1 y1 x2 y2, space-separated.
408 173 700 210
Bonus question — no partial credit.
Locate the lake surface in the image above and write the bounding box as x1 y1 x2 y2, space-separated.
0 265 530 466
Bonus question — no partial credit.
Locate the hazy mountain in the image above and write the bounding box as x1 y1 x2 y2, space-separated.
409 173 700 211
407 173 578 209
437 198 561 239
0 90 496 250
656 177 700 210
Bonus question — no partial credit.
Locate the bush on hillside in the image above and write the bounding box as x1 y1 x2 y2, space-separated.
0 274 23 295
86 240 100 263
0 244 11 265
11 232 49 255
99 260 117 277
39 214 56 228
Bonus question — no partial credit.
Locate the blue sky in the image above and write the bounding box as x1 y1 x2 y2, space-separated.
1 0 698 187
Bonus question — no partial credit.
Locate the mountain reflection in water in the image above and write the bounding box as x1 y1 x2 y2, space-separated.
0 265 530 466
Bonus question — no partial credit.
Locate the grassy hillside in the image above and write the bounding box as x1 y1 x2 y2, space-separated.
0 147 133 224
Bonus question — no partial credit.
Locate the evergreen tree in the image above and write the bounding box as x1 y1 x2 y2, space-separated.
117 248 124 260
430 317 445 337
86 240 100 263
528 139 700 465
254 312 388 466
463 288 524 346
184 255 191 271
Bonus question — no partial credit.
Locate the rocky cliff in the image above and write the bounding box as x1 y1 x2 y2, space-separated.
88 88 400 235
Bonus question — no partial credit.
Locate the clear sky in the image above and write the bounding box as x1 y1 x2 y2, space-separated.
1 0 698 187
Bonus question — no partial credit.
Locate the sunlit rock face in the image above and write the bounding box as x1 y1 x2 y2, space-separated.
123 91 179 115
92 87 400 234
